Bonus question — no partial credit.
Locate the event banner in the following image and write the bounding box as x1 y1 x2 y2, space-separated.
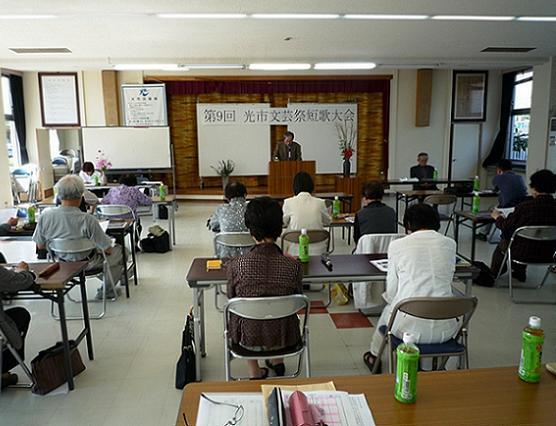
122 84 168 126
199 103 356 126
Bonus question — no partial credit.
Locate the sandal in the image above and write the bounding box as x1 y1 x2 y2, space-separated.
249 367 269 380
265 360 286 376
363 351 381 374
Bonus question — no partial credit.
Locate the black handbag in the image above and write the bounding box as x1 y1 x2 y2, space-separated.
472 260 495 287
140 231 170 253
31 340 86 395
175 310 196 389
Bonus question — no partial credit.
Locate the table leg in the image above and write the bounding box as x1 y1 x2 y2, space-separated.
471 222 477 262
193 287 202 381
171 201 176 246
120 232 130 298
454 215 460 248
57 289 75 391
200 289 206 357
78 272 94 361
130 225 138 286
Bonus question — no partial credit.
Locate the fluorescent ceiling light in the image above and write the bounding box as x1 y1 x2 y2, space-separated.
114 64 187 71
186 64 245 70
249 63 311 71
344 14 428 20
251 13 339 20
314 62 377 70
0 14 56 19
517 16 556 22
431 15 515 21
157 13 247 19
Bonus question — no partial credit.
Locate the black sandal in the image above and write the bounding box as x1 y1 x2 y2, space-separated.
363 351 381 374
249 367 269 380
265 360 286 376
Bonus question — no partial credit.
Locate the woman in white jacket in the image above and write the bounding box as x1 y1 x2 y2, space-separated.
282 172 331 255
363 203 460 373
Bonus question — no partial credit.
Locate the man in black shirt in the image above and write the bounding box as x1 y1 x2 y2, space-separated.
354 181 397 243
410 152 436 190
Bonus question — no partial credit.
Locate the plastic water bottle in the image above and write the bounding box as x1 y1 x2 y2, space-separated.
432 169 438 181
159 184 167 201
473 175 480 191
332 196 341 219
27 205 36 225
395 332 420 404
518 316 544 383
93 174 100 186
298 228 310 263
471 192 480 214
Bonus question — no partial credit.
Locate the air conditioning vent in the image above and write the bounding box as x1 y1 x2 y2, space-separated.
9 47 72 54
481 47 536 53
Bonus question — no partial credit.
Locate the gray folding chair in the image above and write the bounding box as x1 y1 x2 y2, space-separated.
424 194 457 236
223 295 311 381
496 226 556 304
213 232 256 312
0 323 35 393
47 238 116 320
373 296 478 374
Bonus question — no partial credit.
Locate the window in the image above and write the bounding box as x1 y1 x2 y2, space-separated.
507 70 533 162
2 75 21 167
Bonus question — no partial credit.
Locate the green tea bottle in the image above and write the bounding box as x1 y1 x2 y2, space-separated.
518 316 544 383
473 175 480 191
298 228 310 263
471 192 481 214
395 332 420 404
159 184 167 201
432 169 438 181
27 204 36 225
332 196 341 219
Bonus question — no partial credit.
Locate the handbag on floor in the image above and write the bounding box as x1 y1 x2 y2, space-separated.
175 309 196 389
31 340 86 395
472 260 495 287
141 226 170 253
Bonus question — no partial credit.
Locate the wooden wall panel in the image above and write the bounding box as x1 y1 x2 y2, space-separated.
101 70 120 126
168 90 386 193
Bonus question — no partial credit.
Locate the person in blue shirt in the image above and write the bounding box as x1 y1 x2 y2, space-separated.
492 159 527 208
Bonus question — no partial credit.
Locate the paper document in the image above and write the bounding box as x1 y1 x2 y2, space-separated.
0 208 18 224
370 259 388 272
196 393 264 426
99 220 110 233
495 207 515 218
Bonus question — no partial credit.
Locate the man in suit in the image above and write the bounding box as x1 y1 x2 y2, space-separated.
410 152 436 190
273 131 302 161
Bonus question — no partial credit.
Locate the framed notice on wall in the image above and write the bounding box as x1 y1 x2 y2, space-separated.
39 72 81 127
452 71 488 122
121 84 168 126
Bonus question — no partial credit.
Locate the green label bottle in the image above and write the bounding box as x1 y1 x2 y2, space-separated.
472 192 480 214
159 184 167 201
27 205 36 225
518 316 544 383
93 174 100 186
298 228 310 263
395 332 420 404
332 196 341 219
433 169 438 181
473 175 480 191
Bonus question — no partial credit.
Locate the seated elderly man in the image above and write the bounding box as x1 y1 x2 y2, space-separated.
32 175 124 299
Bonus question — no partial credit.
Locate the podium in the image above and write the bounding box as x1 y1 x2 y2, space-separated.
268 161 316 195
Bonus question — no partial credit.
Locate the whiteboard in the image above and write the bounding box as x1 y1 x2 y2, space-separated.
196 104 270 176
82 127 171 170
288 103 357 174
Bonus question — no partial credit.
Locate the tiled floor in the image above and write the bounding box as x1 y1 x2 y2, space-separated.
0 197 555 426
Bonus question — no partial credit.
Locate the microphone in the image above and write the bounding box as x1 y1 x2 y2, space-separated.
320 254 333 271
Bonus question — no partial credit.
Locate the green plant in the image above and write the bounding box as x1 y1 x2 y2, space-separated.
211 160 235 177
336 120 357 160
512 131 528 152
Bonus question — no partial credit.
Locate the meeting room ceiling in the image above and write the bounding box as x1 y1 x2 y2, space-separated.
0 0 555 72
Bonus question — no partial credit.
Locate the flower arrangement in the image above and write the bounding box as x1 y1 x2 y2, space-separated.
336 120 357 160
211 160 235 177
95 150 112 173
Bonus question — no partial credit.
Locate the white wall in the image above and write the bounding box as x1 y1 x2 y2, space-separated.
0 79 14 206
82 70 105 126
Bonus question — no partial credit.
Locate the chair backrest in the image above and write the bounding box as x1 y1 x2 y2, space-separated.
96 204 135 220
511 226 556 243
280 229 330 253
225 294 309 321
354 233 405 255
214 232 255 254
424 194 457 206
47 238 97 259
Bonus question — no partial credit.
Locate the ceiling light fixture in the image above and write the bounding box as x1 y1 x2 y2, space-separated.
343 14 428 20
517 16 556 22
114 64 187 71
156 13 247 19
251 13 339 20
0 14 57 19
185 64 245 70
431 15 515 21
249 63 311 71
314 62 377 70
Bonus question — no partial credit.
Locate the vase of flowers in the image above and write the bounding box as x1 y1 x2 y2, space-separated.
211 160 235 190
95 150 112 185
337 120 356 177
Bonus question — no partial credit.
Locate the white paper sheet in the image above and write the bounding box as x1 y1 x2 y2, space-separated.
0 208 18 224
370 259 389 272
196 393 264 426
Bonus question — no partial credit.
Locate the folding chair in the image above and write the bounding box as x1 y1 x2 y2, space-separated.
47 238 116 320
373 296 478 374
213 232 256 312
0 319 34 393
496 225 556 304
223 295 311 381
424 194 457 236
